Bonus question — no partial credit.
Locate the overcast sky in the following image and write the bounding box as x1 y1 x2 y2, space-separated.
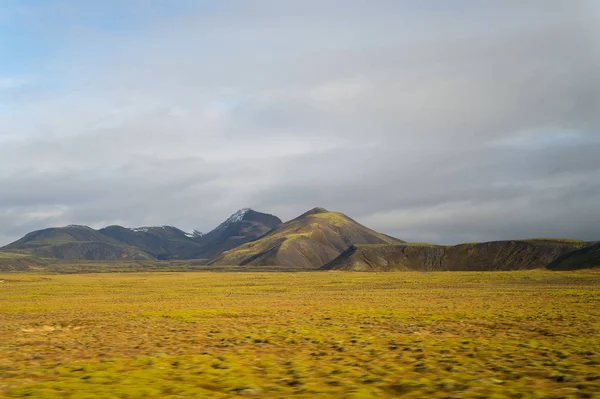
0 0 599 245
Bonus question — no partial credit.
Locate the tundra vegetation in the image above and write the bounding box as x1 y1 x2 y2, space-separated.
1 271 599 398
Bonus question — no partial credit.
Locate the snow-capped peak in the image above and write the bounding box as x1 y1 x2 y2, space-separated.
213 208 252 231
227 208 251 223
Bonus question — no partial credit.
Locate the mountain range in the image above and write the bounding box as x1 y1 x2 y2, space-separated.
1 207 598 271
1 208 281 261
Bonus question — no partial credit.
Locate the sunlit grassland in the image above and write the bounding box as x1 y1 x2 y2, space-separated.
1 271 599 398
0 252 29 259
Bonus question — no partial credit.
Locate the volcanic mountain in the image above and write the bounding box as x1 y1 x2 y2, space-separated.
192 208 282 258
1 225 153 260
209 207 403 268
322 239 590 271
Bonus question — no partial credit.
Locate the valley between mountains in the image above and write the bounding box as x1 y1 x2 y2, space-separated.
0 207 598 271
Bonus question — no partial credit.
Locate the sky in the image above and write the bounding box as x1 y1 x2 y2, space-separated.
0 0 599 245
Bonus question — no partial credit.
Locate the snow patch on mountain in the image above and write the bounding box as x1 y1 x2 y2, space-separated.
228 208 251 223
213 208 252 231
185 230 204 238
130 226 172 233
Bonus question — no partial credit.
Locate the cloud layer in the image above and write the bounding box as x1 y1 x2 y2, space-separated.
1 1 599 244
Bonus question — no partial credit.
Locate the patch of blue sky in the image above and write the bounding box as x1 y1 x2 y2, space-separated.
0 0 219 75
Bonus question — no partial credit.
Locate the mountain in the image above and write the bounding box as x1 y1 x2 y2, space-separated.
547 242 600 270
322 239 590 271
99 225 204 260
209 207 403 269
192 208 282 258
1 225 153 260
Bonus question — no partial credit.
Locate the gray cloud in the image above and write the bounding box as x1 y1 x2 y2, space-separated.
0 1 599 245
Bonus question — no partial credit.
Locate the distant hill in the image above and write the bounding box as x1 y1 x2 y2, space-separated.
322 239 590 271
1 225 153 260
99 225 204 260
548 242 600 270
209 207 403 269
193 208 282 258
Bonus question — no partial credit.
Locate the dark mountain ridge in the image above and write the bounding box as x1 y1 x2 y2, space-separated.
99 225 203 260
322 239 590 271
548 242 600 270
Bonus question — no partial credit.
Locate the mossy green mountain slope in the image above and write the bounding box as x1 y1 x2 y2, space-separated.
548 242 600 270
323 239 590 271
209 207 403 268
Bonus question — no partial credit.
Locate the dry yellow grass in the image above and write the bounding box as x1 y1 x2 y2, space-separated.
1 271 599 398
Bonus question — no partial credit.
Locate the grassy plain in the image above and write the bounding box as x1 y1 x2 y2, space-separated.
1 271 599 398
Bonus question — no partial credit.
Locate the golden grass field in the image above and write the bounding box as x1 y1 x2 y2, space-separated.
1 271 599 398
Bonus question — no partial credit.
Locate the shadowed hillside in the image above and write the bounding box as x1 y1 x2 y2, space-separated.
209 207 403 268
193 209 282 258
323 239 589 271
99 225 204 260
548 242 600 270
